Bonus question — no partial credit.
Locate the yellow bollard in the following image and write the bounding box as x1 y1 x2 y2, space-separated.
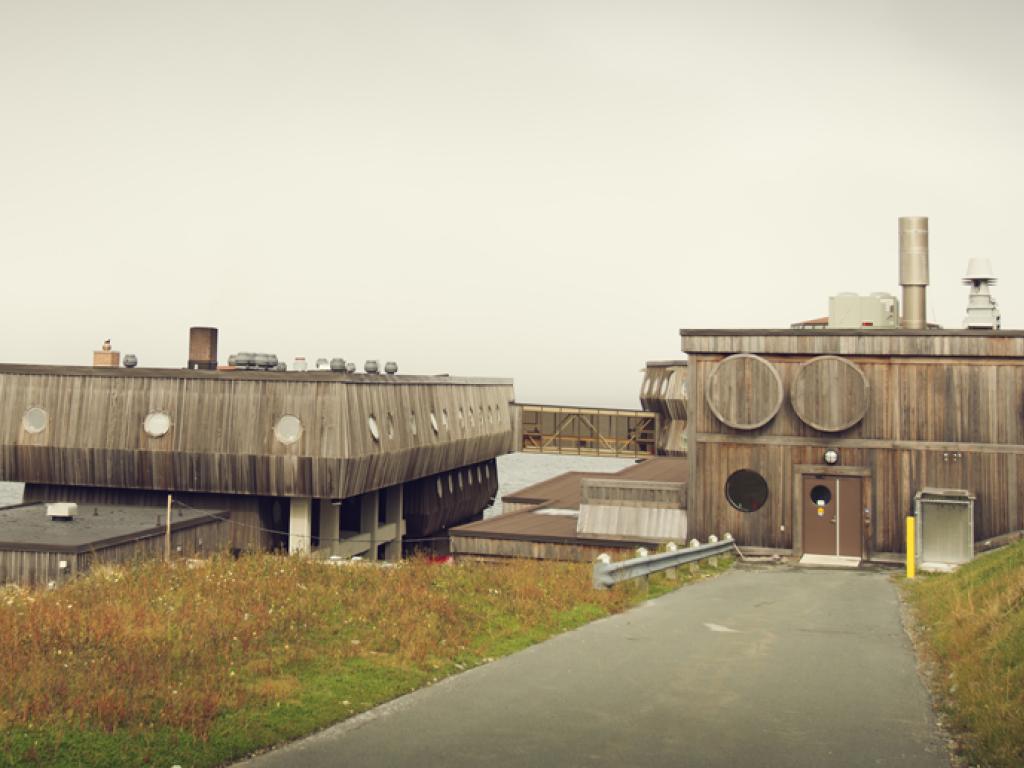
906 515 916 579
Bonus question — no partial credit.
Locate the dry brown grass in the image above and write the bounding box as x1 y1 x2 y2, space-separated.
0 554 638 739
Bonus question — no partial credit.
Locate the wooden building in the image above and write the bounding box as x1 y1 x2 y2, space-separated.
681 329 1024 562
0 363 515 563
450 457 688 561
0 502 227 587
639 361 687 456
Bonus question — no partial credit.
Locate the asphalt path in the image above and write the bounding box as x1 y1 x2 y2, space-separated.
238 565 949 768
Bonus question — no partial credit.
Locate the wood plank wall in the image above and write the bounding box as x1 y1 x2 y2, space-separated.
640 363 687 455
403 459 498 539
0 519 229 587
23 484 272 551
684 349 1024 553
0 370 515 500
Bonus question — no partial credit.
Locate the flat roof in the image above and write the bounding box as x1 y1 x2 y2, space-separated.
452 457 688 545
680 328 1024 358
0 503 222 553
0 364 513 387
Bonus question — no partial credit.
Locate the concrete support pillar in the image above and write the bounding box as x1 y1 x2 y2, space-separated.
359 491 380 562
319 500 340 554
289 497 312 555
383 485 404 562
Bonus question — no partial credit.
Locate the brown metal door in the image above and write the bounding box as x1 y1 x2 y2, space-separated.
802 476 838 555
837 476 863 558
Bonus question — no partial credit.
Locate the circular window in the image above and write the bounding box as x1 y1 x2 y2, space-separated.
409 411 418 436
810 485 832 507
441 409 449 430
143 411 171 438
22 406 48 434
274 415 303 445
430 411 439 435
387 413 395 440
436 478 443 498
368 415 380 442
725 469 768 513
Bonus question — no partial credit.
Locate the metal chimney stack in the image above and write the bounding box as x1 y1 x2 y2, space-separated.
898 217 929 329
188 327 219 370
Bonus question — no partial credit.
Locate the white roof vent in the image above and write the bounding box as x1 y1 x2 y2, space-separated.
962 258 1000 329
46 502 78 521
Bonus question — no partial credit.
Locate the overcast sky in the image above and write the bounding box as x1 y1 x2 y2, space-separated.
2 0 1022 408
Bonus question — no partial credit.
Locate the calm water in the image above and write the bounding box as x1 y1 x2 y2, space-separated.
0 453 634 514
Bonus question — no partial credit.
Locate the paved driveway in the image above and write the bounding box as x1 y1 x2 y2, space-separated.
238 566 948 768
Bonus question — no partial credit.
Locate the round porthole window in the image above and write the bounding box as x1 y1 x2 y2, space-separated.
725 469 768 513
810 485 832 507
436 478 444 498
274 415 303 445
143 411 171 438
430 411 439 435
22 406 48 434
368 415 380 442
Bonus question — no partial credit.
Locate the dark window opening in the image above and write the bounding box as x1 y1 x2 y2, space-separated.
810 485 832 507
725 469 768 513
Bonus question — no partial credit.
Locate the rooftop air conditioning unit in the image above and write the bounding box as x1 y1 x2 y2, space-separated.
914 488 975 572
46 502 78 521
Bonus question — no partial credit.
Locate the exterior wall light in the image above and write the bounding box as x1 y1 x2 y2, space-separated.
824 449 839 465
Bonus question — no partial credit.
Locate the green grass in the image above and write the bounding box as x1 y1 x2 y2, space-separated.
903 539 1024 768
0 553 731 767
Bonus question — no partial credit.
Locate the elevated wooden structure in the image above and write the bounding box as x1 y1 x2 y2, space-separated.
640 360 687 455
0 364 514 566
516 403 657 458
681 328 1024 559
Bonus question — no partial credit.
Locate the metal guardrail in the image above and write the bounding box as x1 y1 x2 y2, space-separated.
592 535 735 589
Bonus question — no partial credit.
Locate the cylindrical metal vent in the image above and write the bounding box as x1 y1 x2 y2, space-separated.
898 217 929 329
188 327 219 370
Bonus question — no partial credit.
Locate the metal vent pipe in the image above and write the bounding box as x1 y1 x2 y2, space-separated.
898 216 929 329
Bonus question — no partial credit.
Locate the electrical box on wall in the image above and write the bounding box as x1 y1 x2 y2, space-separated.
914 487 975 572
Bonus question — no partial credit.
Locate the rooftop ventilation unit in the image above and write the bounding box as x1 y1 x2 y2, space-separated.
914 488 975 572
46 502 78 521
828 292 900 328
962 258 1001 329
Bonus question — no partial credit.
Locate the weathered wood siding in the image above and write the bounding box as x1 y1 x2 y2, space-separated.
0 519 229 587
0 366 514 499
403 459 498 539
640 362 687 455
450 535 642 562
682 331 1024 555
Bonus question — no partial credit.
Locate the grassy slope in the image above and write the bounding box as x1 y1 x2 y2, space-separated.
0 554 731 767
903 539 1024 768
